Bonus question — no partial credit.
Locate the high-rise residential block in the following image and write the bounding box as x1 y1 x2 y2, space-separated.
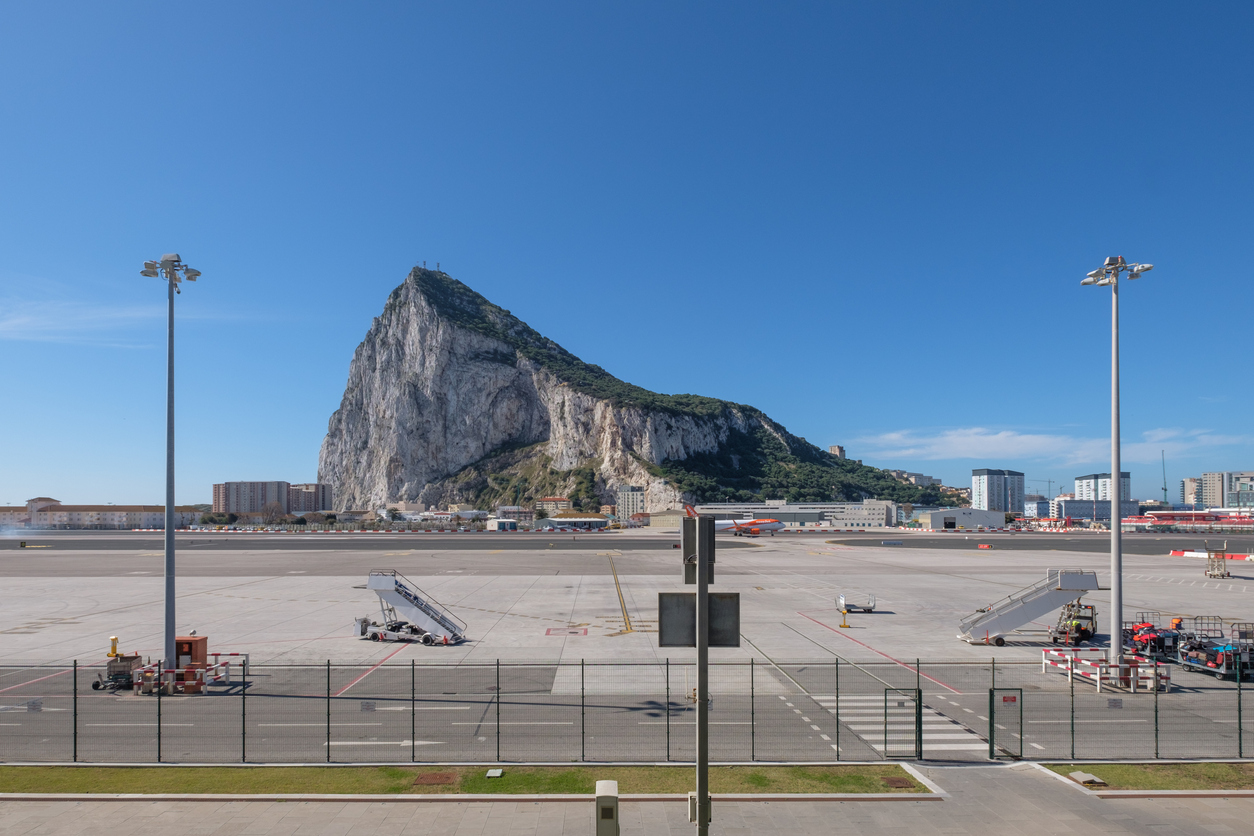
1180 477 1202 507
971 469 1024 513
1199 471 1254 509
289 483 333 513
616 486 646 518
1075 472 1131 503
212 481 333 514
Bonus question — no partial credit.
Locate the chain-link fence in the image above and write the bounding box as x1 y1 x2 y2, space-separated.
3 659 1253 763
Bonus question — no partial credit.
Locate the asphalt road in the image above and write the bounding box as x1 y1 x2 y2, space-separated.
826 532 1254 555
0 533 729 552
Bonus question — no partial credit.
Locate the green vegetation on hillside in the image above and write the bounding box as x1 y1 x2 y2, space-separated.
397 268 961 508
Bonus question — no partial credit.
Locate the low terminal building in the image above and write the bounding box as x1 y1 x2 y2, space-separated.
540 512 609 530
1 497 202 529
915 508 1005 530
647 509 686 529
693 500 898 528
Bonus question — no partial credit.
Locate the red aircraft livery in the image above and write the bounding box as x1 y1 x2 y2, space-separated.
684 505 785 536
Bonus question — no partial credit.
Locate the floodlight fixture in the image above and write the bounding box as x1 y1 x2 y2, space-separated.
140 268 160 278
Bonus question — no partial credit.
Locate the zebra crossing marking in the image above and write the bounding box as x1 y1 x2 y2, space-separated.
811 695 988 753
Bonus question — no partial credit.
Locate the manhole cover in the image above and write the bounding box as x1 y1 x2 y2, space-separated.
882 776 913 789
414 772 457 785
546 628 587 636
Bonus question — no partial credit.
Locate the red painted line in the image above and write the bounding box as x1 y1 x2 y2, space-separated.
0 668 73 694
333 643 410 697
798 612 962 694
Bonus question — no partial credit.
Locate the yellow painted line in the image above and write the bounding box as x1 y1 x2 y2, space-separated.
606 554 634 633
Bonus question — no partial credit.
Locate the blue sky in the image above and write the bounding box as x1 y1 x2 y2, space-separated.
2 2 1251 506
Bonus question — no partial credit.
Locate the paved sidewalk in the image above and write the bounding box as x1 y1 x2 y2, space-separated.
5 764 1254 834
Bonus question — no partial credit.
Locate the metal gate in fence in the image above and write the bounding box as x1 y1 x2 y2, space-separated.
989 688 1022 758
883 688 921 759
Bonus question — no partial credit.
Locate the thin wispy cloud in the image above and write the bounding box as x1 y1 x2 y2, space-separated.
855 427 1254 467
0 298 164 347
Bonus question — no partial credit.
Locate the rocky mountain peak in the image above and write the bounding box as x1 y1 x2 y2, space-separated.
318 267 955 514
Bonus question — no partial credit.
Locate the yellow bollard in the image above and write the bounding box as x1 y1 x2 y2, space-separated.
108 636 119 658
839 609 851 629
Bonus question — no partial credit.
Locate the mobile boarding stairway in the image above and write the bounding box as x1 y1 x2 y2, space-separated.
360 570 467 645
958 568 1099 646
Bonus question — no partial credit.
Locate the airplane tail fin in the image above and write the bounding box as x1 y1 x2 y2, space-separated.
684 504 697 518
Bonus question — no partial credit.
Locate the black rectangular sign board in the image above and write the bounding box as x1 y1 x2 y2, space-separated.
657 592 741 647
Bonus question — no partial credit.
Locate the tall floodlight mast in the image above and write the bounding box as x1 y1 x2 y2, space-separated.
139 254 203 671
1080 255 1153 664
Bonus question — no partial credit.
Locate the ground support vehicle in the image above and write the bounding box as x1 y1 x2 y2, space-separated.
355 570 467 645
91 654 142 691
355 617 443 645
1206 540 1231 579
1122 612 1179 659
838 593 876 613
1179 622 1254 680
958 568 1099 647
1049 599 1097 646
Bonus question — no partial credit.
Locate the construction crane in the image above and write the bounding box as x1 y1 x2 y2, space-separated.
1028 479 1056 498
1162 450 1169 506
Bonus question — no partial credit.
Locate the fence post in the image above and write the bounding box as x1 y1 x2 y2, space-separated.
988 687 994 760
156 670 162 763
495 659 500 762
750 658 755 762
326 660 331 763
72 660 78 763
581 659 585 762
665 658 670 762
411 659 416 764
241 665 247 763
1069 656 1075 760
1239 656 1244 759
834 658 840 760
1148 661 1158 762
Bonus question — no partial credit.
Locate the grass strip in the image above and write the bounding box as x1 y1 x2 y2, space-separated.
1047 762 1254 791
0 765 925 795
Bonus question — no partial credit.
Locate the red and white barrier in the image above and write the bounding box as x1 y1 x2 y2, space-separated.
1170 549 1253 560
1042 648 1170 692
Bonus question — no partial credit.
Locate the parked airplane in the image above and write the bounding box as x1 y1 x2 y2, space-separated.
684 505 785 536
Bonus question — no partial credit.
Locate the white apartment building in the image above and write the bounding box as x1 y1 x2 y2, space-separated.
1180 477 1202 507
1075 472 1131 502
616 486 646 519
972 469 1024 513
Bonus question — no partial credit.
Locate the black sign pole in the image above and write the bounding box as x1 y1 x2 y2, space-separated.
696 515 712 833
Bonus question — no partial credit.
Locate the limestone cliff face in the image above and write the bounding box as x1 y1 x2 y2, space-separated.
317 268 793 512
